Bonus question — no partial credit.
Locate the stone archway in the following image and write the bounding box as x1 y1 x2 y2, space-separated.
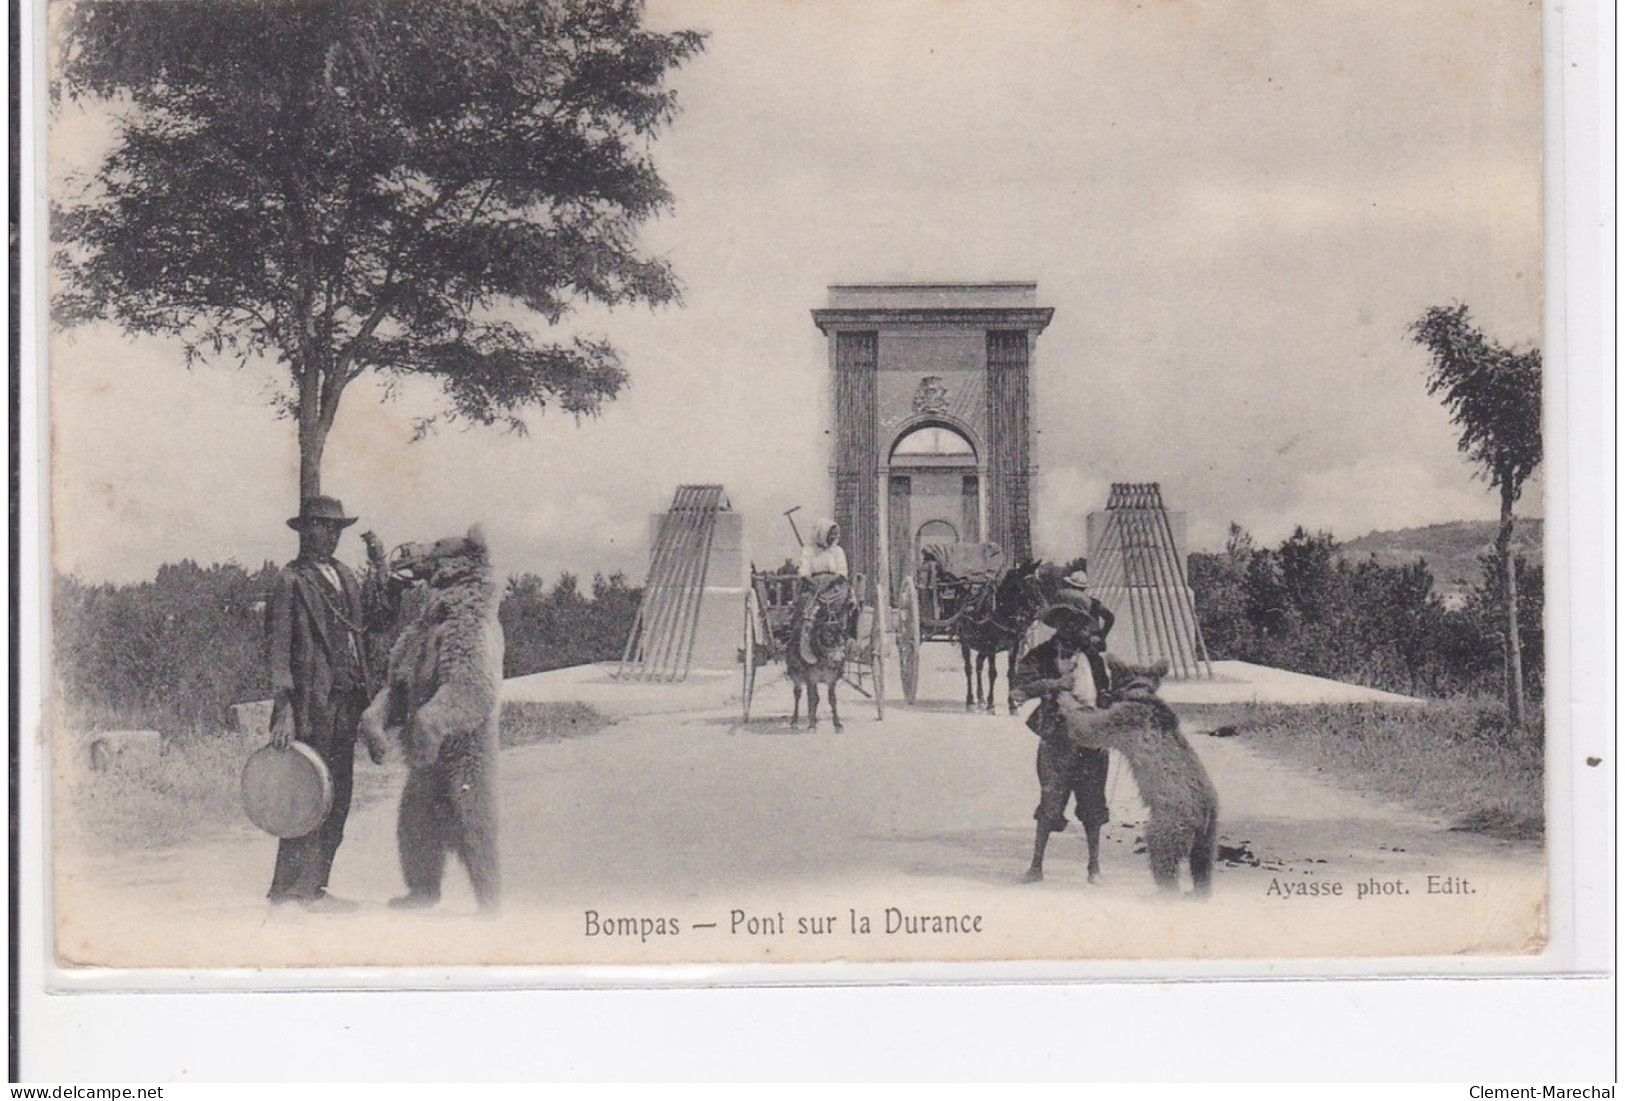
885 421 981 597
811 282 1053 605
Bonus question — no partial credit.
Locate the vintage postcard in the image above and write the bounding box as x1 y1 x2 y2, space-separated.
38 0 1573 982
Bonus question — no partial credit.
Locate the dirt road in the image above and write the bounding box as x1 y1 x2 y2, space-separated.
53 647 1544 972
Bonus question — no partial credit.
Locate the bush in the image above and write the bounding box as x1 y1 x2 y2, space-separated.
54 562 277 737
499 571 642 678
1188 524 1543 703
52 561 643 737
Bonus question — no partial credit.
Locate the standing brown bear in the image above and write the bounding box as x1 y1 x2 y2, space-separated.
359 526 504 914
1043 657 1219 897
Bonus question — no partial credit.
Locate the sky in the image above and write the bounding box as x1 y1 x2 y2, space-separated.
46 0 1546 586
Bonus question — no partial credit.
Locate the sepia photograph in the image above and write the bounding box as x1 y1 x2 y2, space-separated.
37 0 1572 986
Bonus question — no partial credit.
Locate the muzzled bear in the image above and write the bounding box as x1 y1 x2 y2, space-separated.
359 525 504 914
1058 658 1219 897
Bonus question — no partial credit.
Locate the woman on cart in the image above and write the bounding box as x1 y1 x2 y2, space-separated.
794 519 852 665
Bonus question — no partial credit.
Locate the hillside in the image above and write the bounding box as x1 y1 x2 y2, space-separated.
1337 518 1544 596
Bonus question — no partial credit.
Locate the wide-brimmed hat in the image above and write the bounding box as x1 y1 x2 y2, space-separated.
1039 602 1092 635
1050 570 1095 610
287 495 358 531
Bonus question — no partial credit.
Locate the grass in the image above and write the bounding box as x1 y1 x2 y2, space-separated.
1179 698 1545 842
61 700 615 853
498 700 612 749
60 729 255 852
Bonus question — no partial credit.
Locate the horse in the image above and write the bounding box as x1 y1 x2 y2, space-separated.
951 558 1046 713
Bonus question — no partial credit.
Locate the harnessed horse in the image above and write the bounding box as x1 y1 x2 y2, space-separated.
949 558 1046 712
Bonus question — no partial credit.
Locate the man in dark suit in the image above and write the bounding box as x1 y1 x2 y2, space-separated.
265 495 382 911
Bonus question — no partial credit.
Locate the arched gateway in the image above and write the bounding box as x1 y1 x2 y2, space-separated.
811 283 1053 602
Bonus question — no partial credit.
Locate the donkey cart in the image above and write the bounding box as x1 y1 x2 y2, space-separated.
740 566 886 725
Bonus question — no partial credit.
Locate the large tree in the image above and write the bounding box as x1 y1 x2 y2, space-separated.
53 0 704 498
1410 303 1542 728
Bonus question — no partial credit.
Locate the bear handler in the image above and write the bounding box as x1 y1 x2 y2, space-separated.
1009 593 1113 885
265 495 395 913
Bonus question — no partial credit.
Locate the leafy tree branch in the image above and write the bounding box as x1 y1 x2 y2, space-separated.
53 0 705 498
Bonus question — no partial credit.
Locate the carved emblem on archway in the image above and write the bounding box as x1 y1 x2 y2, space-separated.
912 375 951 416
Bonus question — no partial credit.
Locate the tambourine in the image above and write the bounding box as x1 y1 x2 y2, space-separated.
241 742 333 838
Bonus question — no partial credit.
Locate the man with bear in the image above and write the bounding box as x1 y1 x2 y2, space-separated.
265 495 395 912
1009 586 1114 885
265 503 501 916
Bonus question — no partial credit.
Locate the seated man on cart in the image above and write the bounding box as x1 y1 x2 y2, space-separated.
793 518 853 665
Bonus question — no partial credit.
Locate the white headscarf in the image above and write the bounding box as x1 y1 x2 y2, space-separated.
814 519 840 549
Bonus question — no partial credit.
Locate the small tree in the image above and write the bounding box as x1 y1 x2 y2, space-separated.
1188 524 1266 659
1241 548 1290 640
1465 548 1546 704
53 0 705 499
1276 527 1339 625
1410 304 1542 727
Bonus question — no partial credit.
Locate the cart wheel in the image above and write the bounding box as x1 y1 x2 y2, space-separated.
741 586 760 722
870 599 885 721
899 579 921 705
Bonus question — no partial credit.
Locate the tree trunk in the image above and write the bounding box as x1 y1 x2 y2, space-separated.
296 359 326 501
1497 487 1525 730
298 418 326 500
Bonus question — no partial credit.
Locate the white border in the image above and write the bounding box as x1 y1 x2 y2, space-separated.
13 0 1616 1079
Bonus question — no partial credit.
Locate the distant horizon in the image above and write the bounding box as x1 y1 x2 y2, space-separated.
50 512 1548 588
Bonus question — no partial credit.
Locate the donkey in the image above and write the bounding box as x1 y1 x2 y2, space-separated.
785 582 856 732
786 640 846 732
952 558 1046 713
